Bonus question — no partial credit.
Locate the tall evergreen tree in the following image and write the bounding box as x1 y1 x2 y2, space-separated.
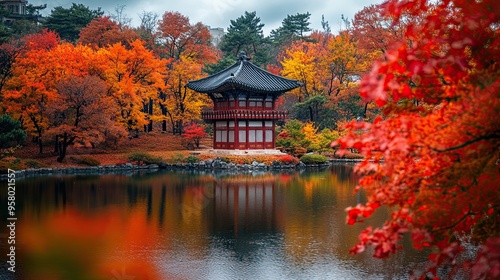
218 11 270 66
0 114 26 149
44 3 103 42
203 55 236 75
270 12 312 46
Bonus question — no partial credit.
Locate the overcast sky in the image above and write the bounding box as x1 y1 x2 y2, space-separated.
29 0 383 35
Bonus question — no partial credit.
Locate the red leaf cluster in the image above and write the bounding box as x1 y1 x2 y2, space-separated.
340 0 500 278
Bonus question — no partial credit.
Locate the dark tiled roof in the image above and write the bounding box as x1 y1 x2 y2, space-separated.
186 53 302 95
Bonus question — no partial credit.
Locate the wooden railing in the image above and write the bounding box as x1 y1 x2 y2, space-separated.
201 109 287 120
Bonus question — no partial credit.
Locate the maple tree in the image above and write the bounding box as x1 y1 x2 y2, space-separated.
3 30 61 153
336 0 500 279
279 31 371 128
160 56 212 134
280 40 326 123
318 30 375 125
156 11 214 62
156 11 217 133
281 41 318 100
182 123 207 148
78 16 140 49
49 75 126 162
0 29 61 114
351 3 408 55
99 40 166 135
320 31 368 97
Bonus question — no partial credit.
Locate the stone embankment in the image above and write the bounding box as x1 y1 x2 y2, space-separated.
0 158 361 180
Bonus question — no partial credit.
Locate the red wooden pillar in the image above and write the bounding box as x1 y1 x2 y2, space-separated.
272 120 276 149
212 122 216 149
234 117 239 149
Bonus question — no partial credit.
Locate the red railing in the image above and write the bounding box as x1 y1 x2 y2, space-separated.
201 109 287 120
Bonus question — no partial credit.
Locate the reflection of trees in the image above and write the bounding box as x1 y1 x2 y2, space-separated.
7 166 427 278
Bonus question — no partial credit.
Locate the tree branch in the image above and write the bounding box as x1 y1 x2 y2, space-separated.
431 208 474 234
431 133 500 152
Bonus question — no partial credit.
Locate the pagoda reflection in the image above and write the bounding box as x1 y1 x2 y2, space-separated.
211 173 282 234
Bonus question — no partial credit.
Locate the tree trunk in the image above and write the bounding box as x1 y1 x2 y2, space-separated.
56 133 74 163
148 120 153 132
147 98 153 132
57 133 67 162
54 135 59 154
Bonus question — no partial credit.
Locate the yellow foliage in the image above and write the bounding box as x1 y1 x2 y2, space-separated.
301 122 318 143
280 45 317 98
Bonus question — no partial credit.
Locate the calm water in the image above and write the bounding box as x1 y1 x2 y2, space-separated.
1 165 428 279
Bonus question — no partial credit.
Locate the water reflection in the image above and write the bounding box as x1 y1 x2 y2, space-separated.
0 165 428 279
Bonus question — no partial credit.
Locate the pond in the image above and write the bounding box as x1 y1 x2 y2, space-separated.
1 165 429 279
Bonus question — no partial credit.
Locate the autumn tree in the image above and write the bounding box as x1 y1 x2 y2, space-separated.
350 3 414 55
320 30 374 122
49 75 125 162
156 11 217 134
279 36 331 126
0 29 63 114
156 11 214 61
78 16 139 49
279 29 374 129
99 40 166 135
337 0 500 279
160 56 212 134
3 30 60 153
182 123 207 149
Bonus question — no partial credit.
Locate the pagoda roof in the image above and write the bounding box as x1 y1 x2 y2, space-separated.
186 52 302 95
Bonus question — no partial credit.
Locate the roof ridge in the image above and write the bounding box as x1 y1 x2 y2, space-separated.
232 60 244 77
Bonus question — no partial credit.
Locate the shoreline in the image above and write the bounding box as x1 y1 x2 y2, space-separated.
0 158 363 180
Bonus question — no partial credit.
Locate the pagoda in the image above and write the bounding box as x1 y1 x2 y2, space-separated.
186 52 301 150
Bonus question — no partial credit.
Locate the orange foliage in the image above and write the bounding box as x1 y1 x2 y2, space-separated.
99 40 166 132
20 208 160 280
157 11 216 63
49 75 126 162
78 16 140 49
156 11 218 132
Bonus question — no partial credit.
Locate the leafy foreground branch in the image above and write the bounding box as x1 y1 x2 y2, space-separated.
337 0 499 279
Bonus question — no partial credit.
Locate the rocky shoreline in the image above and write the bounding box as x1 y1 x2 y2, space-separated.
0 158 363 180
